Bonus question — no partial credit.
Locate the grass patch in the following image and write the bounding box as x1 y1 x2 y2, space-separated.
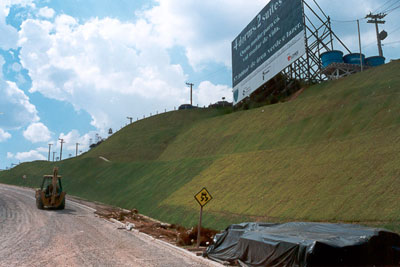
1 61 400 230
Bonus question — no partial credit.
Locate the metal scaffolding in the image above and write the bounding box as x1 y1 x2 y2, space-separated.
282 0 351 83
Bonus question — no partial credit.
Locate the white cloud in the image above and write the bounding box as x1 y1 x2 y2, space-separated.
36 146 49 153
14 150 46 161
0 55 39 130
38 6 54 18
17 2 275 132
0 128 11 142
0 79 39 130
58 130 97 152
143 0 266 68
0 2 18 50
7 152 14 159
195 81 232 106
0 0 35 49
18 16 189 131
23 122 52 143
2 0 34 12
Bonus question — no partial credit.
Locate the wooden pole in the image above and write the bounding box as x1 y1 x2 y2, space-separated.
197 206 203 248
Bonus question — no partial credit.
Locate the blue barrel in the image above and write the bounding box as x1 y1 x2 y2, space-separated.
366 56 385 67
320 50 344 68
343 53 366 65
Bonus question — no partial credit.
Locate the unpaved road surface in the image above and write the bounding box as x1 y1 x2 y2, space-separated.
0 184 221 267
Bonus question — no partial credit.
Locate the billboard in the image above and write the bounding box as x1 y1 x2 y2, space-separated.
232 0 306 105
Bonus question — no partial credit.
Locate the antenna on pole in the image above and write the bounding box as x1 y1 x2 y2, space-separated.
366 12 387 57
186 82 194 106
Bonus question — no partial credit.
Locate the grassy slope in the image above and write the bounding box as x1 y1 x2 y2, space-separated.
1 61 400 230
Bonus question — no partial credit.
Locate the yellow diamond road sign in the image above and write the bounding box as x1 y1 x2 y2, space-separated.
194 187 212 207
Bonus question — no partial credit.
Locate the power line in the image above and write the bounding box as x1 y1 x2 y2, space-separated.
381 0 400 13
385 3 400 13
373 0 397 13
389 25 400 34
383 40 400 45
192 66 228 84
330 0 399 23
331 17 366 23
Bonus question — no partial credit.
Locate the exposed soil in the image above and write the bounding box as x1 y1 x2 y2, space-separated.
68 195 219 248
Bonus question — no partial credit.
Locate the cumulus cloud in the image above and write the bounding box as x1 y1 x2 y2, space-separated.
38 7 55 18
14 150 46 161
195 81 232 106
143 0 266 68
0 55 39 130
0 128 11 142
58 129 97 152
23 122 52 143
16 1 275 132
7 152 14 158
0 2 18 50
36 146 49 153
0 80 39 130
0 0 35 49
18 15 189 130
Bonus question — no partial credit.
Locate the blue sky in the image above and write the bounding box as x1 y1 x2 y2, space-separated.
1 0 399 170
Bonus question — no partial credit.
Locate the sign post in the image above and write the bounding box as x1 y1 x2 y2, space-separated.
194 187 213 248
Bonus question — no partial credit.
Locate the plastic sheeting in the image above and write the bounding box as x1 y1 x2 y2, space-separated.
204 222 400 266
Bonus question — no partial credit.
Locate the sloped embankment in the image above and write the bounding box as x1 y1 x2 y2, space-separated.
1 61 400 230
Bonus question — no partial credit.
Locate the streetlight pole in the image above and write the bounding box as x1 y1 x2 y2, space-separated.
186 82 194 106
48 144 52 161
59 138 65 161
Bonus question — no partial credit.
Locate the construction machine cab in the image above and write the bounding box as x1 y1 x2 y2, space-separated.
35 167 66 210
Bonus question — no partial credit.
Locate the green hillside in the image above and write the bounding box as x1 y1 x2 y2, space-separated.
1 61 400 231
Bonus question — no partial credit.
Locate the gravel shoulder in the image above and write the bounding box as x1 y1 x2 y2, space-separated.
0 184 222 267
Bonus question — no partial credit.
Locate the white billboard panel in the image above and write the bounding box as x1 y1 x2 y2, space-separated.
232 0 306 105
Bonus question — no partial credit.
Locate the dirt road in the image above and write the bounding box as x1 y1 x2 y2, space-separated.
0 184 221 267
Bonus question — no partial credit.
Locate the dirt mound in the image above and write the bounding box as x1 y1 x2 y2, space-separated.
93 204 218 247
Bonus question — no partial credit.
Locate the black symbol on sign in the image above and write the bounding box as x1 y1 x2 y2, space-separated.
201 192 209 202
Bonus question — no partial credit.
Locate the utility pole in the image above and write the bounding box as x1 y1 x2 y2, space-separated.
76 143 80 157
59 138 65 161
186 82 194 106
52 151 56 162
127 116 133 124
357 20 363 72
48 143 52 161
366 12 386 57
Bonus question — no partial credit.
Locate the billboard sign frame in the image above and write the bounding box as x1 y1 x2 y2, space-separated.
232 0 306 105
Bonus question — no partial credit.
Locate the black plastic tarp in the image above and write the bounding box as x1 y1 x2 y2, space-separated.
204 222 400 266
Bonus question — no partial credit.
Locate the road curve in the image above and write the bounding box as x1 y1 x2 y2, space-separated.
0 184 221 267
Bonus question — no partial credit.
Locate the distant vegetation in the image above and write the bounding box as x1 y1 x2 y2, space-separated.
1 61 400 232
